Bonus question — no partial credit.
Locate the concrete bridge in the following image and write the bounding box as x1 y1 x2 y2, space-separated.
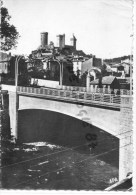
1 85 133 181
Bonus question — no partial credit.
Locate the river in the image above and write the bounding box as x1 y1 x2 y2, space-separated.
1 109 119 190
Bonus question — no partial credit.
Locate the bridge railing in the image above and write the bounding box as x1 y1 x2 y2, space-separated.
61 85 87 92
17 86 121 106
60 85 130 95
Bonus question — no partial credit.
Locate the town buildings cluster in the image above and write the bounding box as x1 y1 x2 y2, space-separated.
0 31 132 91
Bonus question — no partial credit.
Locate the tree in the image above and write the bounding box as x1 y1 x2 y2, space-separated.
0 1 20 51
18 73 30 86
101 64 108 77
9 56 27 78
80 71 88 87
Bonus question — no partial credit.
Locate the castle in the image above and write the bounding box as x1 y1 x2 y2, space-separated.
40 32 77 51
31 32 86 59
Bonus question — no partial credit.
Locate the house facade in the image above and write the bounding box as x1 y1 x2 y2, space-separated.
0 52 11 74
110 62 130 77
90 76 120 92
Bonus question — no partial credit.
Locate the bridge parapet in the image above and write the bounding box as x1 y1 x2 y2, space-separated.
1 84 130 96
17 86 121 108
119 95 133 137
121 95 133 108
60 85 130 95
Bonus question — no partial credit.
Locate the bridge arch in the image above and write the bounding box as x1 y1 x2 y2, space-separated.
18 95 120 138
18 108 119 167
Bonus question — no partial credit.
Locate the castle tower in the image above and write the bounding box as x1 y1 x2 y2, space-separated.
41 32 48 48
56 34 65 49
70 34 77 50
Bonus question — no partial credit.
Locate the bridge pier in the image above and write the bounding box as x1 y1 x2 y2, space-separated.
9 91 18 140
119 138 133 181
119 96 133 181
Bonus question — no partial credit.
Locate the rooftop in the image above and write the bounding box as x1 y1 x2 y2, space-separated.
90 76 116 85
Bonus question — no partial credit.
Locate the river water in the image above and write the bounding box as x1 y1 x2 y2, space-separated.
1 109 119 190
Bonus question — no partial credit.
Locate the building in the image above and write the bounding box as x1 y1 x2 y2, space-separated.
56 34 65 49
110 62 130 77
0 52 11 74
93 57 102 68
0 53 28 85
72 56 85 76
90 75 120 91
29 32 91 85
116 77 130 90
81 57 102 76
0 52 11 82
56 33 77 51
103 63 113 75
111 64 124 72
31 32 89 62
120 62 130 75
110 64 125 78
81 58 93 75
73 59 82 76
32 32 78 59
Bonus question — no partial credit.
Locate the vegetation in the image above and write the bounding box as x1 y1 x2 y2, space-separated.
80 71 88 87
1 56 30 86
0 1 20 51
101 64 108 77
104 55 131 64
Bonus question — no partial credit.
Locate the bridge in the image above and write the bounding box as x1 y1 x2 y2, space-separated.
1 84 133 181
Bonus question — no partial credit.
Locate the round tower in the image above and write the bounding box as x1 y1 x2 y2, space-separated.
41 32 48 48
56 34 65 49
70 34 77 50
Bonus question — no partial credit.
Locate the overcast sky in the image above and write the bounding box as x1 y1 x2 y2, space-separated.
4 0 133 58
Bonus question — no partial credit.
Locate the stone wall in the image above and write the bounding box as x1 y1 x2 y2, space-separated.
120 96 133 134
119 96 133 181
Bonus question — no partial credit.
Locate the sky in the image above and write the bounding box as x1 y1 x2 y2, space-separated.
3 0 133 58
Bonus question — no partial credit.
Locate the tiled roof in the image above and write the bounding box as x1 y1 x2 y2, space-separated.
90 76 116 85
